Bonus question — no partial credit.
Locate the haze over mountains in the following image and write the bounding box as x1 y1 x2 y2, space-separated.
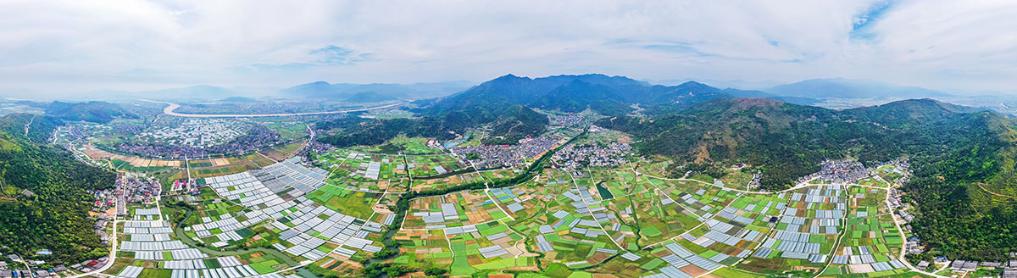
2 73 1001 113
281 81 471 102
765 78 951 99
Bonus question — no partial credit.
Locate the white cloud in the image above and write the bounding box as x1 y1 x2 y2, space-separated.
0 0 1015 96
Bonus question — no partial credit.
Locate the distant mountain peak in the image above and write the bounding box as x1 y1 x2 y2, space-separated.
282 80 468 102
493 74 529 81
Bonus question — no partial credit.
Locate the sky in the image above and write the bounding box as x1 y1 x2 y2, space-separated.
1 0 1016 97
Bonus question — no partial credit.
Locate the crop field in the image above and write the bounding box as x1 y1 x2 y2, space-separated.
261 141 307 161
314 148 411 191
820 186 909 276
348 135 445 155
444 221 536 276
402 190 507 230
409 172 483 191
405 153 467 177
262 121 308 141
306 184 383 220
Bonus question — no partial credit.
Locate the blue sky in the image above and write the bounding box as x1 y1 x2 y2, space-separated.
1 0 1016 97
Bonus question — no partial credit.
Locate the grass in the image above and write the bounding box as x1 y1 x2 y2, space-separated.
307 184 379 219
249 260 281 274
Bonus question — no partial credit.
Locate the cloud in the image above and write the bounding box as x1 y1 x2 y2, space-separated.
310 45 370 65
244 45 370 71
851 0 896 41
0 0 1016 96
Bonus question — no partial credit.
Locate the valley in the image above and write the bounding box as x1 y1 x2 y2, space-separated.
2 74 1016 278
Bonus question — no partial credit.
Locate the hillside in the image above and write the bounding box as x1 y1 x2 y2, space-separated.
424 74 744 117
599 98 998 187
317 74 794 148
0 115 115 265
600 97 1017 260
44 101 138 123
0 114 63 143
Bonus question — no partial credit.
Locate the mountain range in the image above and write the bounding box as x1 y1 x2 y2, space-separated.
281 81 470 102
765 78 950 99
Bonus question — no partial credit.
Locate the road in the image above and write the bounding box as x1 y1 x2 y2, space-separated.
161 102 400 118
68 205 121 278
976 182 1017 199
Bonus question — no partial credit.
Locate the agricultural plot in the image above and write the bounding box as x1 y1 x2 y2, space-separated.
856 177 891 189
404 154 468 178
736 185 848 275
262 121 309 142
402 190 507 230
178 192 257 249
382 136 445 155
875 164 906 184
409 172 483 191
105 204 297 278
203 161 387 262
641 193 781 278
566 173 641 253
392 228 455 270
443 221 537 276
822 187 909 276
395 189 540 276
251 157 329 198
486 187 541 220
476 168 520 181
306 184 383 220
638 176 740 244
719 168 757 191
498 174 628 270
315 149 407 191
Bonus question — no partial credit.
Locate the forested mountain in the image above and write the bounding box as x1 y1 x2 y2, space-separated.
0 114 115 265
423 74 743 117
599 97 1017 260
44 101 138 123
318 74 788 147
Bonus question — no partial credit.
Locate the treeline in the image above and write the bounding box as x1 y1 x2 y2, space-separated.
316 104 548 148
0 128 115 265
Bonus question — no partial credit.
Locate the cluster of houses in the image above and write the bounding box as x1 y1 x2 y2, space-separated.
0 253 72 278
137 119 245 150
947 259 1017 277
118 175 161 204
454 136 560 169
799 160 869 184
117 120 284 159
547 113 587 128
551 142 631 174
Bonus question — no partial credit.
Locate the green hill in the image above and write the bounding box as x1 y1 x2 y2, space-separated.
0 115 115 265
600 97 1017 260
44 101 137 123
